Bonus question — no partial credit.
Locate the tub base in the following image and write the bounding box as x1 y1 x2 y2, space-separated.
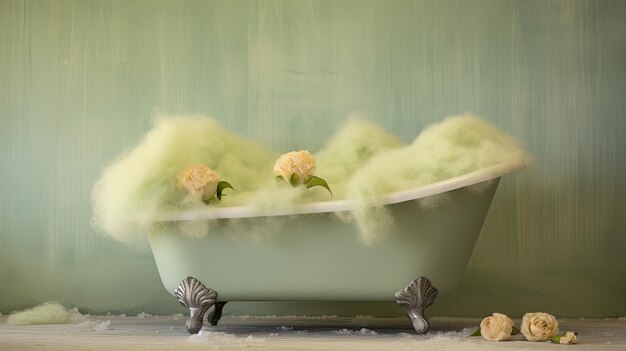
173 276 439 334
395 276 439 334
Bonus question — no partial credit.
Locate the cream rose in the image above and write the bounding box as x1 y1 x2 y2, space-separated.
273 150 316 184
179 164 221 200
559 331 577 344
480 313 515 341
521 312 559 341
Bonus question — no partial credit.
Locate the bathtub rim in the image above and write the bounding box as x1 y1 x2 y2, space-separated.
140 159 526 222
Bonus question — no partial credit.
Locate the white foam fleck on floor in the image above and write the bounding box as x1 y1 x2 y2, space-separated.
333 328 352 335
359 328 377 335
71 320 111 332
188 329 268 345
93 320 111 332
331 328 378 336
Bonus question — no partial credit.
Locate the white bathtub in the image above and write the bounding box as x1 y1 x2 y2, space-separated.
146 160 526 333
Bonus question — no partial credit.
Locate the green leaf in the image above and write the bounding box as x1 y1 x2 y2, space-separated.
306 176 332 196
289 173 299 187
550 335 561 344
512 326 520 335
216 181 234 200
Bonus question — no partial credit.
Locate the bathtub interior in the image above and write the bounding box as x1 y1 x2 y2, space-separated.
147 177 501 302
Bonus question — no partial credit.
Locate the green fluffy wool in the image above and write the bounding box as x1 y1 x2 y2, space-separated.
92 113 530 245
314 116 405 199
5 302 84 325
346 114 532 244
348 114 531 198
91 115 277 244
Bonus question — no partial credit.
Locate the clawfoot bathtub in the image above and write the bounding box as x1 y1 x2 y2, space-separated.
146 161 525 334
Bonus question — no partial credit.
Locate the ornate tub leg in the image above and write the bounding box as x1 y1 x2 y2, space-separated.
175 276 217 334
208 301 228 326
394 276 439 334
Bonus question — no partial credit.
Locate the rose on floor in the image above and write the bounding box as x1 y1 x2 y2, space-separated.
521 312 559 342
471 313 519 341
470 312 577 345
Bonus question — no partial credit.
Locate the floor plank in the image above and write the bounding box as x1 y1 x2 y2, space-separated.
1 315 624 350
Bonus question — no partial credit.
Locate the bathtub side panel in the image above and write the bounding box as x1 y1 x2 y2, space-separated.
148 180 499 301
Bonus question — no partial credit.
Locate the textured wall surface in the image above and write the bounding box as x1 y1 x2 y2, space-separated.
1 0 624 317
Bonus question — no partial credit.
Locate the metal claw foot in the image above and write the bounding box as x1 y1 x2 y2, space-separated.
208 301 228 326
175 276 217 334
395 276 439 334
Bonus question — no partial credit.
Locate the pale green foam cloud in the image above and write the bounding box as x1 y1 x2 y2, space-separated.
347 114 531 199
92 113 530 245
314 115 405 200
6 302 84 325
346 114 532 244
91 114 278 244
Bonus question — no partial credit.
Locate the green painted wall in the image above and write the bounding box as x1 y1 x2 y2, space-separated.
1 0 624 318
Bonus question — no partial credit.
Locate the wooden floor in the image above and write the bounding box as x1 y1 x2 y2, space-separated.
1 315 625 350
